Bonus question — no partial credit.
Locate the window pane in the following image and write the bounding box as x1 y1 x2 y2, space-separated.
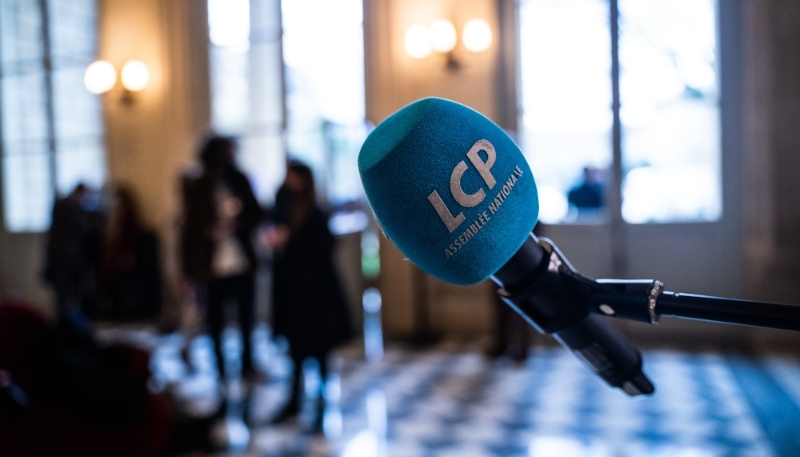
1 73 48 144
208 0 285 203
1 0 50 232
54 137 105 194
2 145 53 232
52 66 104 195
619 0 720 223
0 0 44 70
49 0 105 203
1 0 104 232
208 0 250 134
519 0 613 224
48 0 96 64
243 25 285 204
281 0 365 206
238 133 285 202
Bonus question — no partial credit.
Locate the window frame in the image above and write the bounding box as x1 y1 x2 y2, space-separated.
517 0 733 229
0 0 105 233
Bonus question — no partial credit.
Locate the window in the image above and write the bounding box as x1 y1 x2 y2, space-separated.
0 0 105 232
519 0 720 224
207 0 366 208
281 0 366 207
208 0 285 203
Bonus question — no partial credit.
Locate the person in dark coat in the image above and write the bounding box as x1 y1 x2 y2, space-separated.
43 183 102 322
179 136 263 380
98 186 162 321
567 166 604 212
268 161 352 428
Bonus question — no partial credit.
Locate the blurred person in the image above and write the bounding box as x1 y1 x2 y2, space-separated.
179 135 263 380
97 186 162 321
43 183 102 322
567 166 605 212
0 298 173 457
267 161 352 430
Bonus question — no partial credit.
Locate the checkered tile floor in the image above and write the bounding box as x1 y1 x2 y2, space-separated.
109 326 800 457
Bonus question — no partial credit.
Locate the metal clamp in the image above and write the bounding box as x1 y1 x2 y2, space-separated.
648 280 664 324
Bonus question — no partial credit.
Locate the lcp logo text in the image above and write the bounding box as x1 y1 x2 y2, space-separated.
427 139 496 233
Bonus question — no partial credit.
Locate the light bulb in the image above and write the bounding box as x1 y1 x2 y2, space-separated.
430 19 457 53
404 25 432 59
121 60 150 92
84 60 116 94
462 19 492 53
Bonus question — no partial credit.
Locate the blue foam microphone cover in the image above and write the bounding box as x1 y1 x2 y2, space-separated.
358 98 539 285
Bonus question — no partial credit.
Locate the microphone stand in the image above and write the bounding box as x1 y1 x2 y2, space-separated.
490 234 800 396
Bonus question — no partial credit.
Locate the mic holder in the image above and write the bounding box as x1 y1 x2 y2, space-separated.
492 233 800 397
492 235 655 396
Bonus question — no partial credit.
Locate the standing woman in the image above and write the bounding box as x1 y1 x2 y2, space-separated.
180 135 262 380
269 161 352 429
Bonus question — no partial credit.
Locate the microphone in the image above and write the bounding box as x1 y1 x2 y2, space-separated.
359 97 654 396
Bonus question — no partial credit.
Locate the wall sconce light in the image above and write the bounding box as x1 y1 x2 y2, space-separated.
84 59 150 105
430 19 457 53
404 18 492 70
120 60 150 92
84 60 117 94
462 19 493 53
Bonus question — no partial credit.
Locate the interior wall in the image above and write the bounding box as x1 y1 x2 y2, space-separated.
741 0 775 302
